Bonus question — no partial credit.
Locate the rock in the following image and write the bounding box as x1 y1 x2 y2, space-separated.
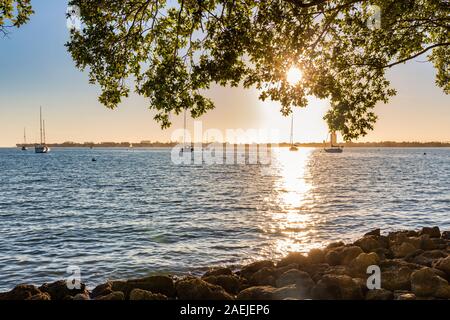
396 292 416 300
364 229 381 237
272 285 305 300
349 252 380 275
409 250 447 267
240 260 274 279
274 264 299 277
0 284 41 300
96 291 125 300
432 256 450 277
307 249 325 264
237 286 275 300
39 280 87 300
325 246 363 266
391 242 417 258
91 282 113 299
249 267 276 286
202 267 233 278
381 266 415 291
311 275 363 300
354 236 386 253
419 227 441 238
129 288 168 300
126 275 175 297
176 278 234 300
275 269 314 296
442 231 450 240
326 241 345 250
411 267 450 298
365 289 393 300
26 292 52 300
110 280 128 292
73 293 90 300
203 275 241 295
277 253 308 268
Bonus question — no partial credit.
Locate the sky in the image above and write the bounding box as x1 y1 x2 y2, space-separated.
0 1 449 147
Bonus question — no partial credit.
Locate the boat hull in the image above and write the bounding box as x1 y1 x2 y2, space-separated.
324 147 343 153
35 145 50 154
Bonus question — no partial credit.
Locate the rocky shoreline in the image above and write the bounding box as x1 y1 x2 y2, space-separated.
1 226 449 300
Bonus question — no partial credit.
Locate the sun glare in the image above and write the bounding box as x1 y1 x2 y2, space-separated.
286 67 303 86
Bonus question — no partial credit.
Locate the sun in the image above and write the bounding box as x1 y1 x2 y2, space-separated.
286 67 303 86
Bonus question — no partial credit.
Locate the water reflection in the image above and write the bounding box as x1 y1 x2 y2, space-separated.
265 148 315 256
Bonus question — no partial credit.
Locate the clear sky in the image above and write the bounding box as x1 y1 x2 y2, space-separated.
0 1 449 147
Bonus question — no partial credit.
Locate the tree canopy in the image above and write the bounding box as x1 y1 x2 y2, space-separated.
3 1 449 140
0 0 33 36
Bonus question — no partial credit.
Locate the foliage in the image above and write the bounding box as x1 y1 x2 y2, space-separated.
34 1 450 140
0 0 33 36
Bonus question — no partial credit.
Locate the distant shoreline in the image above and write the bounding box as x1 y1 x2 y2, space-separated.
12 142 450 148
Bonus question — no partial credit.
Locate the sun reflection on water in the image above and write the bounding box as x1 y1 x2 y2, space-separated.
264 148 317 257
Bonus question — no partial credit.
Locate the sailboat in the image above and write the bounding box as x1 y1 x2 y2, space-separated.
289 114 298 151
21 128 28 151
181 108 193 153
324 131 343 153
35 107 50 154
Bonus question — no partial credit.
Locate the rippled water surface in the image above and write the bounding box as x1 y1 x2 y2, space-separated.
0 147 449 290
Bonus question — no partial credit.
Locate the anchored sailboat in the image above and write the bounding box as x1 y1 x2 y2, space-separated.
324 131 343 153
181 108 193 153
289 114 298 151
35 107 50 154
21 128 28 151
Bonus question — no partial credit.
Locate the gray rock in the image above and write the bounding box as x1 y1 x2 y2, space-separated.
176 278 234 300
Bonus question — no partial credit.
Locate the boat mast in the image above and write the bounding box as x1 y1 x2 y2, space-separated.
43 120 46 145
183 108 187 146
39 106 43 145
290 114 294 146
24 127 27 145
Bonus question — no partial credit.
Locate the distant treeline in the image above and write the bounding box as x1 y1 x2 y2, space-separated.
16 141 450 148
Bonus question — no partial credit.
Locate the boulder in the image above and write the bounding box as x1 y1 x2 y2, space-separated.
365 289 393 300
237 286 275 300
0 284 41 300
110 280 128 292
409 250 447 267
395 292 416 300
277 253 308 268
411 267 450 298
26 292 52 300
442 231 450 240
275 269 314 296
125 275 175 297
272 285 305 300
432 256 450 277
307 249 325 264
364 229 381 237
91 282 113 299
274 264 299 277
240 260 274 279
39 280 88 300
354 236 386 253
202 267 233 278
249 267 276 286
419 227 441 238
381 266 414 291
391 242 417 258
96 291 125 300
129 288 168 300
73 293 90 300
203 275 241 294
325 246 363 266
176 278 233 300
349 252 380 275
311 275 363 300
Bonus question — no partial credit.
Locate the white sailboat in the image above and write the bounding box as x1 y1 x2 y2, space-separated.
181 108 193 153
21 128 28 151
324 131 343 153
289 114 298 151
35 107 50 154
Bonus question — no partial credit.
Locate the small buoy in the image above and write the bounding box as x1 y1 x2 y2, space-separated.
92 158 97 162
423 153 427 155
